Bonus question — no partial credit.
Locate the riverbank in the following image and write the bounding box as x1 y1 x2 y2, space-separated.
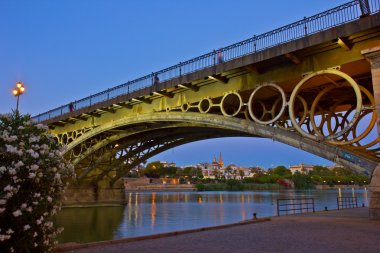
56 207 379 253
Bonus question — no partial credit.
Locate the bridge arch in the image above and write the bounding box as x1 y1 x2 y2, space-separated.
64 112 377 186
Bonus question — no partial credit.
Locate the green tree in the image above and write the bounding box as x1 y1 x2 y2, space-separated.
157 166 178 177
144 161 163 178
292 172 313 189
225 179 244 190
271 166 292 177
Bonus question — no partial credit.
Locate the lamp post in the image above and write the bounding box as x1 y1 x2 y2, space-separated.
12 81 25 113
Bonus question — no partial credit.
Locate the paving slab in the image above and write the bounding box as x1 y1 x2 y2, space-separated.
57 207 380 253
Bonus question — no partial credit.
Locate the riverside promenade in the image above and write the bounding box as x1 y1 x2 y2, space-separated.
57 207 380 253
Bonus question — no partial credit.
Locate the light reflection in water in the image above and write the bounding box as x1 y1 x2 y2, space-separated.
364 187 368 206
56 188 369 244
241 193 246 220
151 192 156 228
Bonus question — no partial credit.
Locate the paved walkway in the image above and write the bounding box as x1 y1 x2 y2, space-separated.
57 207 380 253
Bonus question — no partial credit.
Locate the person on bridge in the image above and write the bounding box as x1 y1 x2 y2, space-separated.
153 74 160 85
217 49 223 63
69 102 74 112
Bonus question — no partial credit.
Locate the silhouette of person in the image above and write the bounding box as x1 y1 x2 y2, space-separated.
153 74 160 85
217 49 223 63
69 102 74 112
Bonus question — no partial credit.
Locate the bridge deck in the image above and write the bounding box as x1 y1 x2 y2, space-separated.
34 1 380 124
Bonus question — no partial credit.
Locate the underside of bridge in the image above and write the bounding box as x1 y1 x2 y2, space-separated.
38 10 380 217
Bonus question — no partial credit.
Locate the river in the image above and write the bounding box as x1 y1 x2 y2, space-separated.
55 188 369 243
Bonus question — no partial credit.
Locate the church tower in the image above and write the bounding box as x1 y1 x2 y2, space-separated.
218 152 224 167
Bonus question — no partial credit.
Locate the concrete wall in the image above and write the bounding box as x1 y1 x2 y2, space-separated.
63 187 126 205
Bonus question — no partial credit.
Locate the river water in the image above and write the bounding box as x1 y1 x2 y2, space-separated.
55 188 369 243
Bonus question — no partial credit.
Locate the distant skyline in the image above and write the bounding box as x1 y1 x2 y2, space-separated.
0 0 350 168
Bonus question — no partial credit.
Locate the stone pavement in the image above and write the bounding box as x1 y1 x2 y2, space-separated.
57 207 380 253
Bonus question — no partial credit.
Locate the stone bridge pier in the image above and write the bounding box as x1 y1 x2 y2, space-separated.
363 46 380 220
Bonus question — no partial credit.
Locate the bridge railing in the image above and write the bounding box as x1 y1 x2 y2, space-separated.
32 0 380 123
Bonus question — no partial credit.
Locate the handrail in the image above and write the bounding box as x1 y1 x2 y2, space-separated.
337 196 358 209
32 0 379 123
277 198 315 216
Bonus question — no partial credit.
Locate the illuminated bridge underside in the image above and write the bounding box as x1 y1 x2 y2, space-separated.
62 112 377 187
43 10 380 187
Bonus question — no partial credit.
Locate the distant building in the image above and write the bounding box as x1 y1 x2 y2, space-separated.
326 164 344 170
160 161 176 167
289 164 314 174
197 162 211 178
224 164 251 179
198 153 224 179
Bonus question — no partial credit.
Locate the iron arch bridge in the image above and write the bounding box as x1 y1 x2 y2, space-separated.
32 1 380 188
54 68 378 187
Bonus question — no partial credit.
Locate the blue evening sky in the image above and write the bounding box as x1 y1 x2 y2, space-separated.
0 0 350 168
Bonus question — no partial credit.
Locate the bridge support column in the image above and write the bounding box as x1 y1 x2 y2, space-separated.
363 46 380 220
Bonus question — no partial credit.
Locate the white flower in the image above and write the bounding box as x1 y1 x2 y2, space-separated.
21 203 27 209
8 169 16 175
4 185 13 192
36 123 48 130
18 126 24 130
34 243 38 247
5 144 17 153
8 135 18 141
54 173 61 181
0 208 5 213
29 173 36 179
29 136 40 143
0 234 11 241
47 196 52 203
0 166 6 173
6 229 14 234
23 225 30 231
26 149 39 159
33 232 38 237
14 161 24 168
12 209 22 217
30 164 39 171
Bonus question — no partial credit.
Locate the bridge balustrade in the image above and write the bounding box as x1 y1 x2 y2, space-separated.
32 0 380 123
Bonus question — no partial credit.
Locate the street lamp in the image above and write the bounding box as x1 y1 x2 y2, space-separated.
12 81 26 113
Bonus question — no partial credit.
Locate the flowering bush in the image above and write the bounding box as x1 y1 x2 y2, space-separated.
0 112 73 252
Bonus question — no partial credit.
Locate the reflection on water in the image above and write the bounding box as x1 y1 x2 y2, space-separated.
56 188 369 243
54 206 124 243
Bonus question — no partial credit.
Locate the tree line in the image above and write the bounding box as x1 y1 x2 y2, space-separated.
133 162 369 189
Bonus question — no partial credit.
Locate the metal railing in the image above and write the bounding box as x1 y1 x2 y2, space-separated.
337 197 358 209
277 198 315 216
32 0 380 123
